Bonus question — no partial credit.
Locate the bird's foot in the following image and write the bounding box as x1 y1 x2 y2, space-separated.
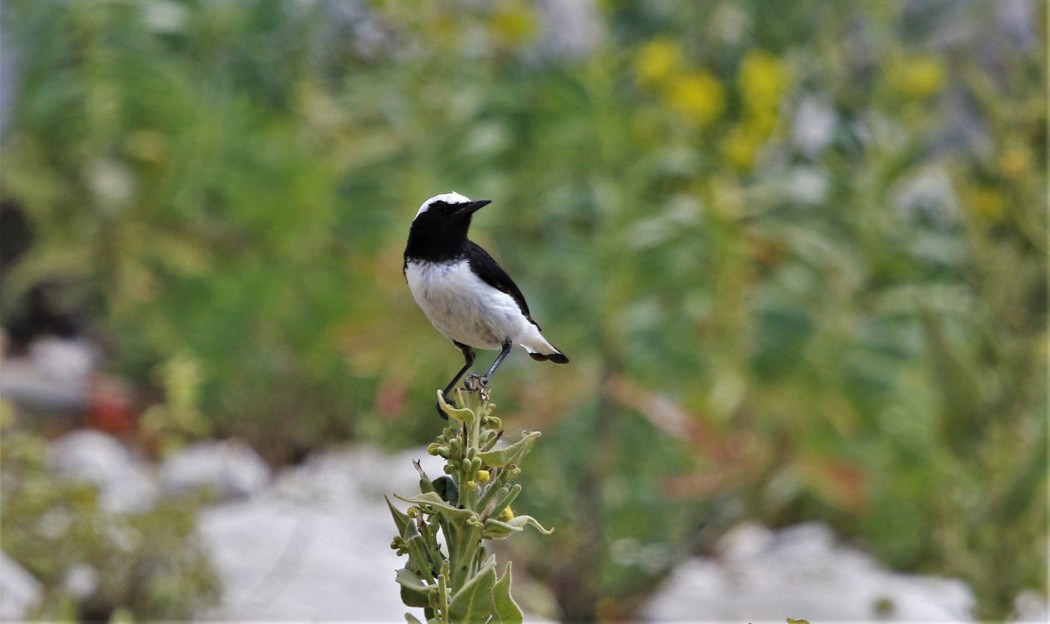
464 374 491 401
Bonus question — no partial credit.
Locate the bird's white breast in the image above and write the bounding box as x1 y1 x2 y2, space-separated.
405 259 530 350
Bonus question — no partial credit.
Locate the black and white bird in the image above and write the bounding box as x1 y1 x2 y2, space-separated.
404 192 568 415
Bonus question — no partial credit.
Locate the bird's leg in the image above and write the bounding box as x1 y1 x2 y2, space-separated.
437 342 475 418
480 340 513 385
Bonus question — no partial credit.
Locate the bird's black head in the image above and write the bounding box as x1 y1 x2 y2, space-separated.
405 192 491 262
413 192 491 223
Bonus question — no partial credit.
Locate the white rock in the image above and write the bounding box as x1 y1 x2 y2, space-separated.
159 439 270 500
47 430 157 514
197 445 444 622
62 563 99 599
893 164 961 228
1013 589 1049 622
0 552 42 621
537 0 601 59
29 337 97 384
0 338 97 413
792 97 837 157
643 521 975 622
193 445 994 623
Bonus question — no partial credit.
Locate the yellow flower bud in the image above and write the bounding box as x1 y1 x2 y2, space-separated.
477 469 491 483
498 506 514 522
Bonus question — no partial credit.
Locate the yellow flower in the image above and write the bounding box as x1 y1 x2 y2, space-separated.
489 5 537 46
422 13 460 50
498 506 514 522
476 469 491 483
721 123 764 170
888 55 946 99
739 50 791 114
748 107 779 136
968 186 1005 220
665 70 726 127
999 144 1032 179
634 38 683 88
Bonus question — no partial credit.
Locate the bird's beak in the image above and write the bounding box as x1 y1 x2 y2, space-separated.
458 199 491 215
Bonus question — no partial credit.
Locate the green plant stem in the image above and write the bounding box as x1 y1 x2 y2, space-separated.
390 381 546 621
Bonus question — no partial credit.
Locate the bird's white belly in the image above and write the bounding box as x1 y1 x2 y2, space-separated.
405 260 529 350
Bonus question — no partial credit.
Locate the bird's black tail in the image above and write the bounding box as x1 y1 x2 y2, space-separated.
528 350 569 364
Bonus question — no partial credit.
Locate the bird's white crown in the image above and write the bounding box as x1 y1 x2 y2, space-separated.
415 191 473 218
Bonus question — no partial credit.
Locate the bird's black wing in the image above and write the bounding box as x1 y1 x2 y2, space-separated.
464 240 539 328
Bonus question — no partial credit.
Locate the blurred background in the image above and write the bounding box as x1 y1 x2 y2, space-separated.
0 0 1046 621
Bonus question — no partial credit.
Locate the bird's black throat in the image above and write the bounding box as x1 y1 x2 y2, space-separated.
404 212 472 264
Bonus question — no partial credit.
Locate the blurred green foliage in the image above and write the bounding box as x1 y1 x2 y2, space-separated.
0 427 220 621
1 0 1045 620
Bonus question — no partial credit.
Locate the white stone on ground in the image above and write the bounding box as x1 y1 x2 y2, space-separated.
196 445 445 622
46 429 157 514
642 522 975 622
158 439 270 500
0 551 42 621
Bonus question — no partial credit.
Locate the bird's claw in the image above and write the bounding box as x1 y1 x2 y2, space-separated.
464 374 491 401
464 373 488 391
437 376 490 418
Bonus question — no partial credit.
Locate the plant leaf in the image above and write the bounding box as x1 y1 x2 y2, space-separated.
448 560 497 621
386 496 411 536
492 562 524 624
403 613 424 624
477 431 541 468
484 514 555 540
437 389 476 424
505 514 554 535
395 492 476 522
396 567 431 607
